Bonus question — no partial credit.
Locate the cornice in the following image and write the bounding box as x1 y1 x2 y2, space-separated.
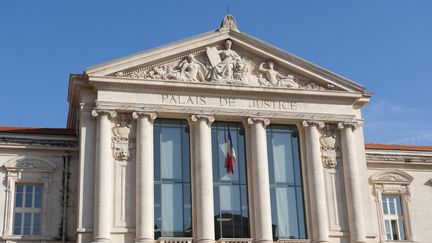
0 134 78 151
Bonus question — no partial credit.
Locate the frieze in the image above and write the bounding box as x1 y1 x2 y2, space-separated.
114 39 326 91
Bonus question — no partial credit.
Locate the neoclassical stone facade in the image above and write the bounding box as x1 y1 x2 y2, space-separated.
0 15 431 243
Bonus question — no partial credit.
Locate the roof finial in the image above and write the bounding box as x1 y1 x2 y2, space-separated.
219 14 239 32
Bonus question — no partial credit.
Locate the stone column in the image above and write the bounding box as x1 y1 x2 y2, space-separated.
302 120 329 243
245 117 273 243
188 115 215 243
133 112 157 243
91 109 117 243
338 122 366 243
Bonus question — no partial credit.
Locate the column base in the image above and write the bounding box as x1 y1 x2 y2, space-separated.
195 239 215 243
135 239 155 243
92 239 111 243
253 240 273 243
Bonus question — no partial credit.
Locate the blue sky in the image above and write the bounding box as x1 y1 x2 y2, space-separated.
1 1 431 145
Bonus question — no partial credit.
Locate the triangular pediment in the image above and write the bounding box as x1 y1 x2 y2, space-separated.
85 18 366 93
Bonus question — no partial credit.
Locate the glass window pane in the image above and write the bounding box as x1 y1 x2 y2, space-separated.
160 127 182 180
389 196 396 215
160 186 183 235
267 125 306 240
272 133 294 184
385 220 392 240
399 220 406 240
23 213 31 235
182 125 191 183
24 185 33 208
391 220 399 240
13 212 22 235
34 191 42 208
296 187 306 239
382 196 389 215
15 190 23 208
154 120 191 238
396 196 403 215
16 184 23 193
33 213 41 235
212 122 249 239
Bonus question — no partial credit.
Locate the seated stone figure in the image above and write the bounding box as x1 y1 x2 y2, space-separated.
207 40 248 82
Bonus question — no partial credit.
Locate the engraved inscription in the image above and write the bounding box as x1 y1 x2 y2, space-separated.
161 94 298 111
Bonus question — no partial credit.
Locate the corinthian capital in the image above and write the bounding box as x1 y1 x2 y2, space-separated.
189 114 215 125
132 112 157 121
246 117 270 127
301 120 325 129
337 121 362 130
91 109 117 118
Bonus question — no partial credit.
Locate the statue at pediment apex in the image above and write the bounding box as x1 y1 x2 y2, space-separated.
207 40 249 83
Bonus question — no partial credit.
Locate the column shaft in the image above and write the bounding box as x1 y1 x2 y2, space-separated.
247 118 272 243
189 115 215 243
303 121 329 243
339 124 366 243
134 112 156 243
92 110 116 243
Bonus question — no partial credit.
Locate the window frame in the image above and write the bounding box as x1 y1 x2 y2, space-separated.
3 156 56 240
266 124 307 240
211 122 250 239
153 119 192 239
370 170 414 242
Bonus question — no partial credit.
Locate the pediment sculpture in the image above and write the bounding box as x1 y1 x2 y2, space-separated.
115 39 326 90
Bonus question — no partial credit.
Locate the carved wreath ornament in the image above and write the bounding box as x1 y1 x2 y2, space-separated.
319 125 340 169
112 114 133 161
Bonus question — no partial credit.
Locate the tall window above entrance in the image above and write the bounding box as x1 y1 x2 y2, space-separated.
267 125 306 240
154 120 192 239
212 122 250 239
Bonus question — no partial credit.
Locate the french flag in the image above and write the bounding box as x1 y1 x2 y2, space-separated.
225 128 236 175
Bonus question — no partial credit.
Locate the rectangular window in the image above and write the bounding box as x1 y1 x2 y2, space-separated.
382 194 406 240
13 184 43 235
267 125 306 240
154 119 192 239
212 122 250 239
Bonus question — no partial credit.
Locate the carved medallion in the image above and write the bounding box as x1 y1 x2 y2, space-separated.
112 114 133 161
319 124 340 169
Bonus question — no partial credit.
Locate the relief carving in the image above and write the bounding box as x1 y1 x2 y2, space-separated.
115 39 327 90
112 114 134 161
16 161 43 169
257 61 299 88
207 39 249 84
320 124 340 169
